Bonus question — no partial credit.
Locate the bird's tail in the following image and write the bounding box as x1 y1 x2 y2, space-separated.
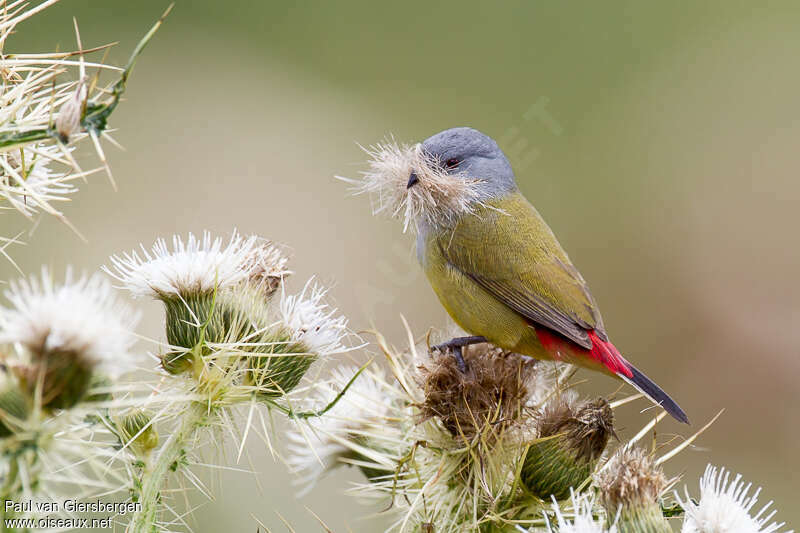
619 363 689 424
587 331 689 424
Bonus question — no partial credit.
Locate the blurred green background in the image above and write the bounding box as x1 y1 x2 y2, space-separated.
4 0 799 530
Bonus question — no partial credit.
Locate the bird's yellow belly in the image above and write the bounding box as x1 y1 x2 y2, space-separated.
422 245 549 359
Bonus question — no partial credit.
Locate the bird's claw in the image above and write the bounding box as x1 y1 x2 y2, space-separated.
430 336 487 374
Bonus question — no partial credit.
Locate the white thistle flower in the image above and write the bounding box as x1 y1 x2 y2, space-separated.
279 279 348 356
0 268 139 373
550 491 617 533
105 231 260 298
677 465 792 533
286 365 392 492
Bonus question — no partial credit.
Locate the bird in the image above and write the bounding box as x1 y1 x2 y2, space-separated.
404 126 689 424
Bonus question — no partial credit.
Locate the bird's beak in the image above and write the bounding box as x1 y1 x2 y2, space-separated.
407 171 419 189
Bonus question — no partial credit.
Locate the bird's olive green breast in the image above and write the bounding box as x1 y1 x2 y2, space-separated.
419 193 547 355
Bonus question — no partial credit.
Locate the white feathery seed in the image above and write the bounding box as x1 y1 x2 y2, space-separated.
240 240 291 290
105 231 260 298
278 278 349 356
677 465 792 533
339 139 484 232
0 268 139 373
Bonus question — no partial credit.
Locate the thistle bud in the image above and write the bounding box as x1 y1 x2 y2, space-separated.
55 79 87 143
245 332 314 398
247 281 346 398
160 350 194 375
0 377 28 437
520 396 613 501
596 447 671 533
118 410 159 456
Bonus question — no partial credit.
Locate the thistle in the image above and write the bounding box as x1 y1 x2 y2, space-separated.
0 0 168 257
106 231 265 373
0 375 27 438
521 395 613 501
417 342 538 441
0 269 138 525
0 269 138 409
106 230 353 531
596 447 672 533
118 410 159 457
676 465 791 533
286 364 397 492
550 491 618 533
246 280 348 398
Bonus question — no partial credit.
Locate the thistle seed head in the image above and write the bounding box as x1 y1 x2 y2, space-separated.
520 395 613 501
417 342 537 441
596 447 672 533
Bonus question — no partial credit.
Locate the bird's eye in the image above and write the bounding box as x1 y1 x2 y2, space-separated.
444 158 460 170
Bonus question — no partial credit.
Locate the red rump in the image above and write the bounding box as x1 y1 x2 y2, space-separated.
535 327 633 378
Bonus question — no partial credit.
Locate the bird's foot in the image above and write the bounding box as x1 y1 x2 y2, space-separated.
430 336 488 373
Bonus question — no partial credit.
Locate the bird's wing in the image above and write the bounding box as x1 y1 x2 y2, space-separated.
436 192 606 349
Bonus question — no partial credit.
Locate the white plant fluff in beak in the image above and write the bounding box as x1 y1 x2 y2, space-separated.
339 139 484 232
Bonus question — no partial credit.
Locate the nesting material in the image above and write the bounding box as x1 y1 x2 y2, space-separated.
341 140 484 232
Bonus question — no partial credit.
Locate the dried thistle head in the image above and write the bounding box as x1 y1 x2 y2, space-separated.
342 139 485 232
537 395 614 463
597 448 668 512
241 240 291 298
521 395 614 501
416 342 537 441
596 447 672 533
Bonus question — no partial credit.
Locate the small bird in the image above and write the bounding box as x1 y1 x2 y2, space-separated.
369 126 688 423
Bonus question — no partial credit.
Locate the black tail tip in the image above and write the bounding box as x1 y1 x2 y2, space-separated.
626 365 690 424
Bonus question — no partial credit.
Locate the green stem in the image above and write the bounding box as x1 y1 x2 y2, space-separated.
129 401 207 533
0 459 20 526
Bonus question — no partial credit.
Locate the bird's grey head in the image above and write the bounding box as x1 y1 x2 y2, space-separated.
409 127 516 199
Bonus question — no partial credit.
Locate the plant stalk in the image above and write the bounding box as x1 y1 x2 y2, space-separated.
129 401 207 533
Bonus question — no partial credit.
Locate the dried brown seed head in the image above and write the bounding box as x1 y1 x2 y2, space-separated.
596 447 668 513
416 342 538 440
